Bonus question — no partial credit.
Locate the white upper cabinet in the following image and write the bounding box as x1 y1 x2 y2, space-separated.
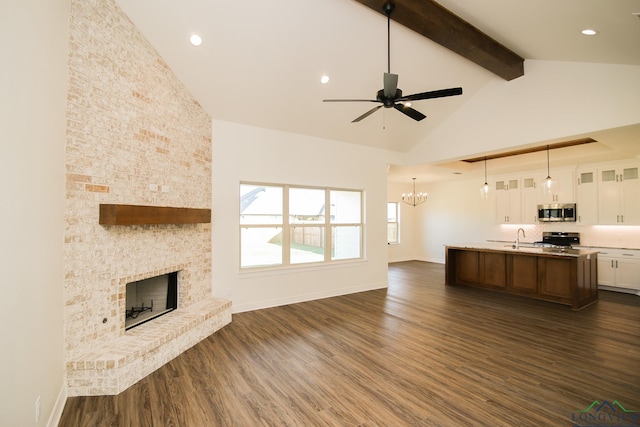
494 175 538 224
576 169 598 224
490 160 639 226
521 175 539 224
538 169 575 204
495 177 522 223
597 163 640 225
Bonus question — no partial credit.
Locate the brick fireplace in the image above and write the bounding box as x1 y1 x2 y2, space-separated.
64 0 230 396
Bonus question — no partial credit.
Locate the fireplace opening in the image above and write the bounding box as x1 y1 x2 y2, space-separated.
125 271 178 330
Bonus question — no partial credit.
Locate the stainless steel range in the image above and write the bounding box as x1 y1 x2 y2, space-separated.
534 231 580 248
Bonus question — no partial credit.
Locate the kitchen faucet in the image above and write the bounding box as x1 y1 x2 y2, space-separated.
515 228 526 249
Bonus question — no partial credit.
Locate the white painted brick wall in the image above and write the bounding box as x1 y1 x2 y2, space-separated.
64 0 219 395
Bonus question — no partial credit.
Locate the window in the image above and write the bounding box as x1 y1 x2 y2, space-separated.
387 202 399 244
240 183 363 269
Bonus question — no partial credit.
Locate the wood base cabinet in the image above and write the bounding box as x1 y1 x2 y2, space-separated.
445 247 598 310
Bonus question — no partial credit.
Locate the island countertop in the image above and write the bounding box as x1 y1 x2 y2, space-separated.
446 242 599 258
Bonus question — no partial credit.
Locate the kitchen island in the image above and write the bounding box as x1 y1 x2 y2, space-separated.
445 243 599 310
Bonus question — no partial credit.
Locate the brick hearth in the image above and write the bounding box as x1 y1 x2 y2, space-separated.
67 297 230 396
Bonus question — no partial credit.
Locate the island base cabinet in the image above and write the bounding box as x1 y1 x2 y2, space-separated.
451 251 507 289
446 247 598 310
539 257 572 299
509 254 538 293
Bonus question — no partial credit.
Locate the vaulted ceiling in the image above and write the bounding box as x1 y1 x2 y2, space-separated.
116 0 640 181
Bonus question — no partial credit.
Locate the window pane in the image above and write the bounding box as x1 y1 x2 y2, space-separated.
332 226 361 260
330 190 361 224
240 184 283 225
387 202 397 222
290 226 325 264
387 223 398 244
241 227 283 267
289 187 325 224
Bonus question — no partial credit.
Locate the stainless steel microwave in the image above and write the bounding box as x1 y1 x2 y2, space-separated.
537 203 577 222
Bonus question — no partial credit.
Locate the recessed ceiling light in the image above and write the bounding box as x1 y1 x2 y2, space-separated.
581 29 598 36
320 75 330 84
190 34 203 46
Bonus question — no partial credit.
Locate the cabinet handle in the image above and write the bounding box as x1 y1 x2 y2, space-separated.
621 215 624 223
616 260 619 268
611 260 614 268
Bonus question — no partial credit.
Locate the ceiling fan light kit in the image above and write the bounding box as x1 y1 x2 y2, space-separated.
323 2 463 123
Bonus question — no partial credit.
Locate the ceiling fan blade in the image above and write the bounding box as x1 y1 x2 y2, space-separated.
393 103 426 121
402 87 463 101
323 99 379 103
352 105 383 123
383 73 398 98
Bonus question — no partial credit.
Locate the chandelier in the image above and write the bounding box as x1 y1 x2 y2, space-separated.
402 178 427 207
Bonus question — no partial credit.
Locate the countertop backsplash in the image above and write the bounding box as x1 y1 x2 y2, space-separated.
494 222 640 251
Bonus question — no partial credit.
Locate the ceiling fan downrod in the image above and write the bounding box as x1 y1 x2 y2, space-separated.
384 2 395 74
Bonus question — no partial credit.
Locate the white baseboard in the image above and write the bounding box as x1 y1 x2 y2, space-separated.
387 256 414 263
389 257 444 264
599 285 640 296
414 257 445 264
47 383 67 427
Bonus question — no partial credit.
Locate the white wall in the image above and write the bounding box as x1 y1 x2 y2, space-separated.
387 182 421 262
415 177 497 263
409 60 640 163
212 120 397 313
0 0 69 425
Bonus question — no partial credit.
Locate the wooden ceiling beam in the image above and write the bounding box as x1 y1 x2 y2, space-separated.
353 0 525 81
461 138 597 163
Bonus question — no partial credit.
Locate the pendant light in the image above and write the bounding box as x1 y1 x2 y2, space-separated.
480 157 489 199
402 178 427 207
543 145 555 196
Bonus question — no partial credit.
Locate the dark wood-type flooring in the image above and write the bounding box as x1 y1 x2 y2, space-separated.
60 261 640 426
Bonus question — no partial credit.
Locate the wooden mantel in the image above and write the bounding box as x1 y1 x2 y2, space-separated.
99 204 211 225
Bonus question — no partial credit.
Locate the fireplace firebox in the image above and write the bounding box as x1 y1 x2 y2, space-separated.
125 271 178 330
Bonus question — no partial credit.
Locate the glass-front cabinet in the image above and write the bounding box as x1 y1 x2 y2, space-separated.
576 168 598 224
597 164 640 225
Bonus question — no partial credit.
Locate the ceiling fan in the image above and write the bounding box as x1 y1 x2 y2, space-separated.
323 2 463 123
